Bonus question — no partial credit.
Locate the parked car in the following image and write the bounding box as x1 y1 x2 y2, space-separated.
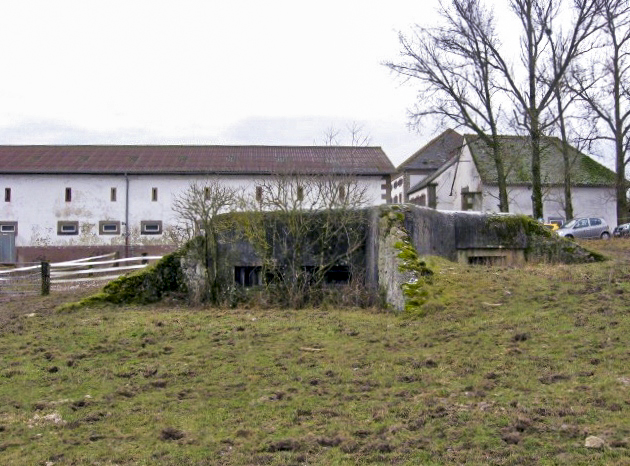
613 222 630 237
556 217 611 239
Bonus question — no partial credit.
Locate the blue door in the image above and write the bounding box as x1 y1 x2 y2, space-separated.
0 233 16 262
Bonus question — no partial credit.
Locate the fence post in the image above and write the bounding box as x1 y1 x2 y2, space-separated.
41 261 50 296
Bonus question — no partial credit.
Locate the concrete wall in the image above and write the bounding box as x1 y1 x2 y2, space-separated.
92 205 603 309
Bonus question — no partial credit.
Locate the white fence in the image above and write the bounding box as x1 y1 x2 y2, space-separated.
50 253 162 284
0 253 163 296
0 262 42 297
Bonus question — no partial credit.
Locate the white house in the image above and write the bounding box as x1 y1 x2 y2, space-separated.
404 131 617 227
390 129 464 204
0 145 394 262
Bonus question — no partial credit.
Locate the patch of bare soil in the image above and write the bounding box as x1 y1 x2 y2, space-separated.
0 283 102 329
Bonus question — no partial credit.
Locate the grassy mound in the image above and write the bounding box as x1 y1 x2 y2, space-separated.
0 240 628 464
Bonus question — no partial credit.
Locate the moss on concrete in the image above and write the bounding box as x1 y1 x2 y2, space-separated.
486 214 606 263
395 236 434 313
61 250 188 310
378 205 435 313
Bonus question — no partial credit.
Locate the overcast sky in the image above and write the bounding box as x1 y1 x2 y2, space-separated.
1 0 602 169
0 1 449 166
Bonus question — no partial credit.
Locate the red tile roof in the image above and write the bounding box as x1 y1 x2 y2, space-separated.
0 145 394 175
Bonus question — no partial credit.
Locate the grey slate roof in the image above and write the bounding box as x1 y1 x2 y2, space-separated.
0 145 394 176
465 135 616 186
396 129 464 172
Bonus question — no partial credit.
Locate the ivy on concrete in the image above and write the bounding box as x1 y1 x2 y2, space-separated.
486 214 606 263
61 250 188 310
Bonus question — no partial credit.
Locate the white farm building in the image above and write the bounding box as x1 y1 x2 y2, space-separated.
0 145 394 262
393 130 617 228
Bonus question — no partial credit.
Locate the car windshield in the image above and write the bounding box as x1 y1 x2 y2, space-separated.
562 219 577 229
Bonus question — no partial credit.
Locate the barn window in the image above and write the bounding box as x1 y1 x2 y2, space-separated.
204 187 210 201
0 222 17 234
151 187 158 202
256 186 263 202
338 186 346 201
65 187 72 202
141 220 162 235
4 188 10 202
99 221 121 235
111 187 117 202
57 221 79 235
297 186 304 201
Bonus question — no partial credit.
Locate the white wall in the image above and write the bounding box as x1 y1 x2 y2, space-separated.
483 185 618 227
408 174 427 191
407 142 617 228
391 174 404 203
408 146 482 210
392 172 430 203
0 173 388 247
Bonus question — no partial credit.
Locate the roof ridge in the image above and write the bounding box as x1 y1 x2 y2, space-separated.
0 144 385 150
397 128 464 170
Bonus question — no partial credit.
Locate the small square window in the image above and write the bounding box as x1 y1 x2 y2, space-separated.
0 222 17 234
111 187 117 202
58 221 79 235
4 188 10 202
99 220 121 235
151 187 158 202
141 220 162 235
65 187 72 202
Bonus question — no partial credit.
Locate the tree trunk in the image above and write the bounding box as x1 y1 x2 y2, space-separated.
615 138 628 224
555 89 574 220
613 42 628 225
530 118 544 220
563 144 574 221
492 136 509 212
207 228 220 305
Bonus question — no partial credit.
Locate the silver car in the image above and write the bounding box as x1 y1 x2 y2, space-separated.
556 217 611 239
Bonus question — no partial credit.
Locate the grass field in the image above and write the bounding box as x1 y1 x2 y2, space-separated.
1 240 630 465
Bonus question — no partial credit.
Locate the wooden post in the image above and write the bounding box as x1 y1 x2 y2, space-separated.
41 261 50 296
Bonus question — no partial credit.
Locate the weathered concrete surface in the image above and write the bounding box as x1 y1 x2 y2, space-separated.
180 251 207 305
403 206 459 261
79 204 604 309
370 205 604 310
376 209 412 311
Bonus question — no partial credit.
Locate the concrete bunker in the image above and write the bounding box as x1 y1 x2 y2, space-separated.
74 205 604 310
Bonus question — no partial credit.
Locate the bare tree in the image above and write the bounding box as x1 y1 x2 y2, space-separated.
572 0 630 224
486 0 601 219
320 122 371 147
387 0 510 212
241 172 369 309
172 180 240 304
548 29 583 220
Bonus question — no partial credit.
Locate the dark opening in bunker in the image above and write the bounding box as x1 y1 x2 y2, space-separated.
234 266 262 286
467 255 507 266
